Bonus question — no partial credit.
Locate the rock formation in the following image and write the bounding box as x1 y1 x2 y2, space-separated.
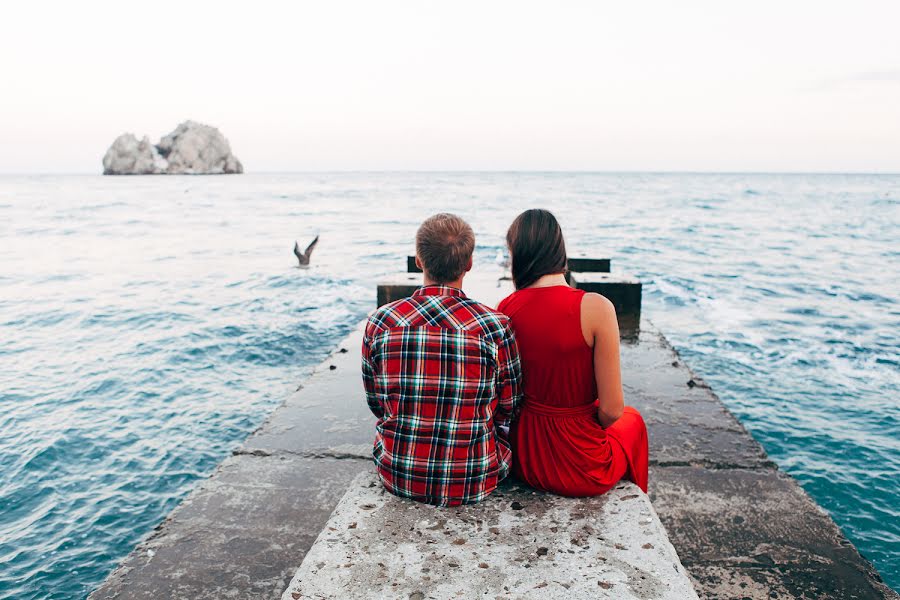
102 121 243 175
102 134 168 175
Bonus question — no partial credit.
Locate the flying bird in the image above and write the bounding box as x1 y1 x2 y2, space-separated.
293 235 319 268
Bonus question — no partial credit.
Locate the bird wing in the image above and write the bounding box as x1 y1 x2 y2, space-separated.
293 241 303 260
303 235 320 258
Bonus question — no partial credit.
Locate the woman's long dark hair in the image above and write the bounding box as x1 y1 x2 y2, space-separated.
506 209 568 290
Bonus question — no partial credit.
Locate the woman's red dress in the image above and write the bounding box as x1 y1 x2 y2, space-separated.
498 285 649 495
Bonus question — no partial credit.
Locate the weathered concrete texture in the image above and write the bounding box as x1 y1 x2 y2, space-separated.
90 455 366 600
651 466 898 600
243 325 375 456
282 472 698 600
621 325 899 599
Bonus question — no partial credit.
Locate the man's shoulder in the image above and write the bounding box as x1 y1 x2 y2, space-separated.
366 293 511 336
456 297 511 335
366 297 417 332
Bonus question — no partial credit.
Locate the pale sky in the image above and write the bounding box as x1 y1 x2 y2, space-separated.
2 0 899 173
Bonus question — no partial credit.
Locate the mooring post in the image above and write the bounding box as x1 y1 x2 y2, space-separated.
377 273 422 307
568 272 642 322
406 255 422 273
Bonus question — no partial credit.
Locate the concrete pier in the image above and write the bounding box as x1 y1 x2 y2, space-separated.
281 472 698 599
89 269 897 600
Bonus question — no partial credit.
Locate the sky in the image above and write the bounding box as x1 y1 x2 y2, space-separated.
1 0 899 173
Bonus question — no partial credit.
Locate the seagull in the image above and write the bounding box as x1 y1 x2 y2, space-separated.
293 235 319 268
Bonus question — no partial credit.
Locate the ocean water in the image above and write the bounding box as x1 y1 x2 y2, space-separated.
0 173 897 598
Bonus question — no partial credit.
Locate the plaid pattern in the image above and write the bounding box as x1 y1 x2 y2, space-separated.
362 285 523 506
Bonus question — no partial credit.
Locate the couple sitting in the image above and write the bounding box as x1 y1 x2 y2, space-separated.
362 209 648 507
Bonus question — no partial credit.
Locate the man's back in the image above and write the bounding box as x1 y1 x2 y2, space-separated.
362 285 521 506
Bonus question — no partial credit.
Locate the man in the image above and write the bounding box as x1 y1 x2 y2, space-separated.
362 213 523 507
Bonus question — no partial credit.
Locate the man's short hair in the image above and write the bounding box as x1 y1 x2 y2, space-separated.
415 213 475 284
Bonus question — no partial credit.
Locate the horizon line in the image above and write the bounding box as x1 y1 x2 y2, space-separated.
2 169 900 176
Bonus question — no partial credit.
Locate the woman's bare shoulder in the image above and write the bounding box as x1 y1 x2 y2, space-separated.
581 292 615 315
581 292 618 331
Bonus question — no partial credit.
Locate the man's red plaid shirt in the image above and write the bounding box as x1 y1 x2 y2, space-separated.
362 285 523 506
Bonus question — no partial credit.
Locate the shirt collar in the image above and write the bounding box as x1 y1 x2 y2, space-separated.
413 284 467 298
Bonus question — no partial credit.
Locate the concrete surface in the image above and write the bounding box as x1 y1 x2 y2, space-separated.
281 471 698 600
89 270 897 600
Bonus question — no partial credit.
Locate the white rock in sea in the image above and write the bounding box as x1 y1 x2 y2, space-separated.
102 121 243 175
156 121 243 175
102 134 168 175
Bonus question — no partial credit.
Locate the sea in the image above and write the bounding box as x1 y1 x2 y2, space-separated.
0 173 897 598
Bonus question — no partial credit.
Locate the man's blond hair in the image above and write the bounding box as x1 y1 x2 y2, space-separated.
415 213 475 284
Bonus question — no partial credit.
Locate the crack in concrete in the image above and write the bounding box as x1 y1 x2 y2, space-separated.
652 459 776 470
233 447 372 461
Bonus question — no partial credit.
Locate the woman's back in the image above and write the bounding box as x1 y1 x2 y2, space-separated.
498 285 595 409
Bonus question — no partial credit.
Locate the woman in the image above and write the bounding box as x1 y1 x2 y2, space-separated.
498 209 648 495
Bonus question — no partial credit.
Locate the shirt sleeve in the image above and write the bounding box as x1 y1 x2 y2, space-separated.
361 325 384 419
494 321 523 432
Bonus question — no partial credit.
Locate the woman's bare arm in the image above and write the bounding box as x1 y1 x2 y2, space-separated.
581 292 625 428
